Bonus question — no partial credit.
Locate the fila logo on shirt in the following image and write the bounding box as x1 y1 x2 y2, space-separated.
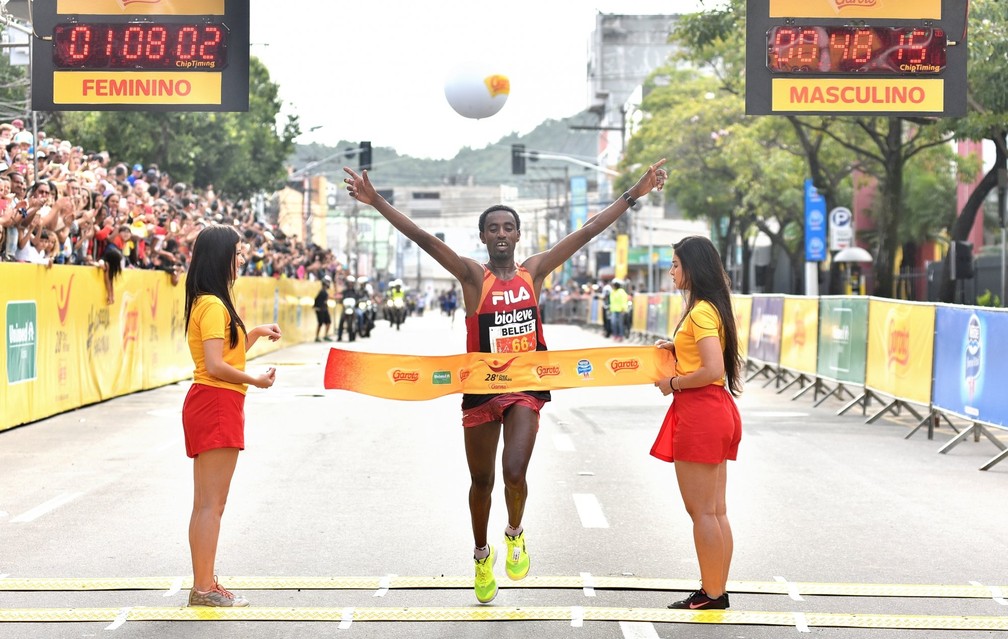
491 287 531 306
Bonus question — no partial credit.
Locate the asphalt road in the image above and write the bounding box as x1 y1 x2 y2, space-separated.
2 311 1006 638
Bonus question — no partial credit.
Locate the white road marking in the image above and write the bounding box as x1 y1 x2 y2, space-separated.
794 611 811 633
620 621 660 639
572 493 609 528
105 607 130 630
552 434 575 451
970 581 1008 605
163 577 183 598
580 571 596 597
775 575 804 601
339 607 354 629
570 605 584 627
11 492 82 523
373 574 395 597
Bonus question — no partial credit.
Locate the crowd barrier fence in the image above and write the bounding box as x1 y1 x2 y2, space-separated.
6 275 1007 469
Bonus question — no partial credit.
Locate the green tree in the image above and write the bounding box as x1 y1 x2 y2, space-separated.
935 0 1008 303
650 0 979 299
55 57 298 199
0 32 29 122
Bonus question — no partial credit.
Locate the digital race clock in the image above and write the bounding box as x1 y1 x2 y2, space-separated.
52 22 229 71
767 26 947 75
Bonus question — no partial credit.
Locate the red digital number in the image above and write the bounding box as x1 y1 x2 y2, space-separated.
52 23 228 70
768 25 945 75
897 28 929 64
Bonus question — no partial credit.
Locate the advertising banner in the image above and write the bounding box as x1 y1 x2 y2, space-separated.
748 296 784 365
646 294 666 336
932 306 1008 428
732 295 753 362
780 296 819 375
865 299 935 405
665 293 684 338
816 296 868 384
1 264 317 432
631 292 648 334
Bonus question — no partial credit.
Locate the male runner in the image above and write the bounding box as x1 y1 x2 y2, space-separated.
343 158 667 602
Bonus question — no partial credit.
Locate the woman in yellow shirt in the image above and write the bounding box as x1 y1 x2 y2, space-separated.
651 235 743 610
182 225 281 607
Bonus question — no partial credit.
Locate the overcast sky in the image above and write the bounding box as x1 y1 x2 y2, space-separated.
249 1 722 160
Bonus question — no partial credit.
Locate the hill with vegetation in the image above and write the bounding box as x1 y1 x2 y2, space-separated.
290 110 603 191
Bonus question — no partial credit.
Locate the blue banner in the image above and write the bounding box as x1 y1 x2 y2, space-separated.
932 306 1008 428
804 178 827 262
570 175 588 231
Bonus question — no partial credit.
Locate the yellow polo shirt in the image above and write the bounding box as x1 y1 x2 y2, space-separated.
187 295 247 394
673 300 725 387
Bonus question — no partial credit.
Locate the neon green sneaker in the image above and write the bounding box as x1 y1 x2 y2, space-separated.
504 531 530 580
473 545 498 604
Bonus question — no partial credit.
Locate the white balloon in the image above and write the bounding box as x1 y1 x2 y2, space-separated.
444 65 510 120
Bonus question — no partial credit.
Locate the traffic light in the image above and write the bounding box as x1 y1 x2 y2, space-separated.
511 144 525 175
359 141 372 171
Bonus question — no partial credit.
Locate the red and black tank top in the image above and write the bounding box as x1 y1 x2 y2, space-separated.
462 265 550 409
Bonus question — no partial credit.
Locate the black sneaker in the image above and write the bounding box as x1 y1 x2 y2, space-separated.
667 589 729 610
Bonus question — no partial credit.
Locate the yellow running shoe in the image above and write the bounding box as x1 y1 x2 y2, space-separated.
473 545 498 604
504 531 530 580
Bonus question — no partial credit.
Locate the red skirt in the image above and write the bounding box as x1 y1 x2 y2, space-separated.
182 383 246 458
650 384 741 464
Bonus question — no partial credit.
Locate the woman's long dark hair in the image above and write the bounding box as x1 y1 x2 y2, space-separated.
672 236 743 396
184 224 246 349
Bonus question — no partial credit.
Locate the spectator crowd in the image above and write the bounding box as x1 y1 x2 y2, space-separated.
0 119 341 304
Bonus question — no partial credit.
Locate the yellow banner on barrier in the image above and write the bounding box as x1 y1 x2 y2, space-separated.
865 299 935 404
324 346 677 400
1 264 321 432
732 295 752 362
780 296 819 375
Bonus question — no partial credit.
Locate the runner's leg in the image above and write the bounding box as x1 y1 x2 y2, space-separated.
464 422 502 548
501 405 538 529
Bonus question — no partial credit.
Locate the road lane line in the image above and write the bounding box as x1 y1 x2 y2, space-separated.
105 607 130 630
620 621 660 639
580 572 596 597
970 581 1008 605
374 574 396 597
794 611 811 633
570 605 584 627
11 492 82 523
339 606 354 629
775 575 804 601
163 577 183 598
572 494 609 528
